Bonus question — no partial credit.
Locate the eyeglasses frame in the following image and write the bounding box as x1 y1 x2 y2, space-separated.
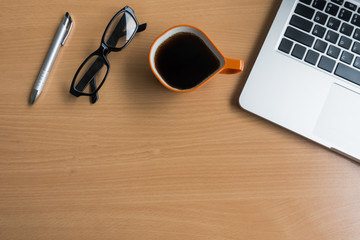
70 6 147 101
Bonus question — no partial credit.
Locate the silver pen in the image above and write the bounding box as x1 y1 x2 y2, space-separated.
30 12 73 104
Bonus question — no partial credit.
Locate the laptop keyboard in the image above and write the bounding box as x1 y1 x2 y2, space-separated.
278 0 360 86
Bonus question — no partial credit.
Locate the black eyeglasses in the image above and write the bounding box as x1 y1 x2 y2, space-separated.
70 6 147 103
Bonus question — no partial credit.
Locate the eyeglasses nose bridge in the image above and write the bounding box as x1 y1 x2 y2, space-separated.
94 43 111 57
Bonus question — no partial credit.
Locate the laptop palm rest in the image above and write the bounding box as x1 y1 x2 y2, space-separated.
313 83 360 159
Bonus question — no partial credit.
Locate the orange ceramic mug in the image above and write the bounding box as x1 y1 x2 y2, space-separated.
149 25 244 92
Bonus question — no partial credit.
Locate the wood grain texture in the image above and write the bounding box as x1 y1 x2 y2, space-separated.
1 0 360 239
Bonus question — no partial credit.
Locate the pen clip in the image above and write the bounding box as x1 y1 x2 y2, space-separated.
61 12 73 46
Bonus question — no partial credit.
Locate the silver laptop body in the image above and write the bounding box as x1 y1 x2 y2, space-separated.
240 0 360 162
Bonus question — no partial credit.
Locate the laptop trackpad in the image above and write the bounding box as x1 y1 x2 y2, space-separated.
313 83 360 158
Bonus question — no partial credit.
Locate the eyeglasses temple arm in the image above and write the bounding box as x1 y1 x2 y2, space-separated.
137 23 147 33
89 79 99 104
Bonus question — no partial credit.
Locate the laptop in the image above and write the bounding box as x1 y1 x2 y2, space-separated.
240 0 360 162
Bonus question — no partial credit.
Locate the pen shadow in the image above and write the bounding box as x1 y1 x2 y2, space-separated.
230 0 282 110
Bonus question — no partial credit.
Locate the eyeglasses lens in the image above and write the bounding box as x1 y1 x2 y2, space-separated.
73 55 108 94
104 12 137 49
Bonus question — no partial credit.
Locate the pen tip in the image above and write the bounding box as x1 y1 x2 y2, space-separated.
30 89 39 105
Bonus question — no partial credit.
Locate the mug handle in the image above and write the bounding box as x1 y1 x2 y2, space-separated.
220 58 244 74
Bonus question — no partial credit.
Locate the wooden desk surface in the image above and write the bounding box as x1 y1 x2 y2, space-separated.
1 0 360 239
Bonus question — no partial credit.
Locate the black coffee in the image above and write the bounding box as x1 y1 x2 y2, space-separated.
155 32 220 90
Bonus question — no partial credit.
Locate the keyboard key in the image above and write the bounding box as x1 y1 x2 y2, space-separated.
325 30 340 43
351 14 360 27
331 0 344 5
284 26 315 47
354 57 360 69
312 24 326 37
351 41 360 54
340 51 354 64
300 0 312 4
338 36 353 49
325 3 340 16
314 11 328 24
314 39 328 52
313 0 327 10
292 44 307 59
278 38 294 54
338 8 353 22
327 45 341 58
327 17 341 30
318 55 336 72
295 3 315 19
335 63 360 86
290 15 313 32
344 1 357 11
305 50 320 65
340 22 354 36
354 28 360 40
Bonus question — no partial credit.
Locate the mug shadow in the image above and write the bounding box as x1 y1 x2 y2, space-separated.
122 43 177 107
230 0 282 110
